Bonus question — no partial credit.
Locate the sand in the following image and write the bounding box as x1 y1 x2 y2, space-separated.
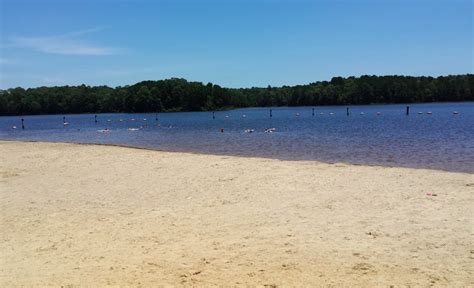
0 140 472 287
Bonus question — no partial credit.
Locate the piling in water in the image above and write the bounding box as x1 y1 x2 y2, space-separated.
346 107 350 116
270 109 273 118
94 115 98 123
21 118 25 130
406 106 410 116
213 112 215 119
312 108 315 116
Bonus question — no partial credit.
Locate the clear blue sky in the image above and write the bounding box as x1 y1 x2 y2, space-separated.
0 0 472 89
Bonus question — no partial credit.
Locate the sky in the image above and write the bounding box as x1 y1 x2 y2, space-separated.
0 0 472 89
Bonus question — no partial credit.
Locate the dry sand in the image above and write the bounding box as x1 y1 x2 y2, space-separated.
0 140 473 287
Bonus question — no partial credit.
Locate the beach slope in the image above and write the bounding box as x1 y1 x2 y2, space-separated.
0 141 472 286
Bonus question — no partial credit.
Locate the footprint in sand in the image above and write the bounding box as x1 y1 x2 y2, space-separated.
352 263 377 275
0 170 21 179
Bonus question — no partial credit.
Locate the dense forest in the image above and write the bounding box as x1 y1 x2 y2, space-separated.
0 74 472 116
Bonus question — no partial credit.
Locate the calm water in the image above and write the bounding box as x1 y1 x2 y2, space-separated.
1 103 473 173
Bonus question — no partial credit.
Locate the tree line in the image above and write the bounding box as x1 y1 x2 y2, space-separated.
0 74 472 116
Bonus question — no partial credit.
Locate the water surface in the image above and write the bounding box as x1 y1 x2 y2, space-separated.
1 103 473 173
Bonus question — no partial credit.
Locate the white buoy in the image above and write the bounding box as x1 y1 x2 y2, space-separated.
329 112 334 115
418 112 423 115
453 111 459 115
360 112 365 115
427 112 432 115
12 126 17 129
63 122 69 126
376 112 381 115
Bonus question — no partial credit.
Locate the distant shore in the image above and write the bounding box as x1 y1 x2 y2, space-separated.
1 75 472 116
1 141 472 286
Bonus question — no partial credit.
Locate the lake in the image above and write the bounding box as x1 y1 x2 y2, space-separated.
1 102 473 173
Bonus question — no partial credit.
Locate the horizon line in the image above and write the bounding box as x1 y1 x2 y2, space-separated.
1 73 472 91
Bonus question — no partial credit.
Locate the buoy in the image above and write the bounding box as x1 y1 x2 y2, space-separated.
127 128 140 131
418 112 423 115
453 111 459 115
244 129 254 133
12 126 17 129
143 118 147 121
376 112 381 115
320 112 324 115
329 112 334 115
427 112 432 115
107 119 112 122
360 112 365 115
242 115 246 118
295 113 300 117
63 122 69 126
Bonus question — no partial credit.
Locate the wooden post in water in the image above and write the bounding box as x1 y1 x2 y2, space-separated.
312 108 315 116
155 113 158 121
94 115 98 123
63 116 66 123
346 107 350 116
21 118 25 130
270 109 272 118
406 106 410 116
212 112 215 119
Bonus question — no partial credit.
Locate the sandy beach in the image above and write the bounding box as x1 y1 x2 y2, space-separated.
0 140 472 286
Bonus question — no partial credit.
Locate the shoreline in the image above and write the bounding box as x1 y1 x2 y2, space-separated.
1 100 473 117
1 139 471 175
1 140 473 286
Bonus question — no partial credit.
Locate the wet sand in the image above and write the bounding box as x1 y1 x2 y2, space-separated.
0 141 473 286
